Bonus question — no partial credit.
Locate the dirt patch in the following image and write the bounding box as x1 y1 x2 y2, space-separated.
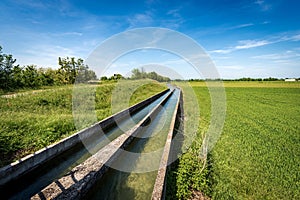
0 147 36 167
190 190 211 200
12 147 36 161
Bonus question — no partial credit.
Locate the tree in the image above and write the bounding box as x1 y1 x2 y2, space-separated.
148 71 158 80
110 74 124 80
0 45 98 91
11 65 24 88
140 67 147 78
58 57 97 84
76 66 97 83
0 46 18 90
100 76 108 81
58 57 74 84
131 68 142 79
38 68 56 86
130 68 170 82
22 65 41 88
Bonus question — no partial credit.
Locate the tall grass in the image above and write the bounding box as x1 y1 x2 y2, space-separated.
172 81 300 199
210 87 300 199
0 81 166 167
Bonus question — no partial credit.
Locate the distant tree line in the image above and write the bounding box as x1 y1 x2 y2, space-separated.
100 73 124 81
100 68 171 82
0 45 97 91
189 77 298 81
230 77 284 81
130 68 171 82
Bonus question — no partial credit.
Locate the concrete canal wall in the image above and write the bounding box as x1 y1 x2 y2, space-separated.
0 88 169 186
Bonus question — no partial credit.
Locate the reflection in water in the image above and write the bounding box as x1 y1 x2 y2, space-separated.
4 91 170 200
85 89 180 200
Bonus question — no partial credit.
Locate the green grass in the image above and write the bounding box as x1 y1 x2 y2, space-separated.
0 80 166 167
171 83 212 199
190 80 300 88
2 80 299 199
173 81 300 199
210 86 300 199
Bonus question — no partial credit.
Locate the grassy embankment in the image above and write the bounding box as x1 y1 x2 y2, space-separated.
171 81 300 199
0 80 167 167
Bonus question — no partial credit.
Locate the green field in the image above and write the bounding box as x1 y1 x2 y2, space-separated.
0 80 166 167
174 81 300 199
1 80 299 199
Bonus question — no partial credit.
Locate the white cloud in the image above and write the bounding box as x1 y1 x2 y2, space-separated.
17 44 87 68
255 0 264 5
290 34 300 41
219 65 244 70
127 12 153 28
162 7 184 29
167 8 181 18
194 22 255 37
209 39 270 54
53 32 83 37
14 0 49 10
210 32 300 54
209 49 233 54
145 0 157 6
228 23 254 30
272 59 292 64
214 56 231 59
83 38 103 49
252 51 300 60
235 39 270 49
160 18 184 29
254 0 271 11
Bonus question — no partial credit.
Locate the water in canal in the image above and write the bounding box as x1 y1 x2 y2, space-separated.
84 89 180 200
4 91 171 200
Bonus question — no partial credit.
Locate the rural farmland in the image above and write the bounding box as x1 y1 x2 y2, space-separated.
172 81 300 199
1 0 300 199
0 80 299 199
0 81 167 167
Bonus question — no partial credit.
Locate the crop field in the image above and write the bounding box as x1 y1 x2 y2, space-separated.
173 81 300 199
1 80 299 199
0 80 166 167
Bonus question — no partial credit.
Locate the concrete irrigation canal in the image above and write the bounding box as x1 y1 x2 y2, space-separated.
0 86 183 200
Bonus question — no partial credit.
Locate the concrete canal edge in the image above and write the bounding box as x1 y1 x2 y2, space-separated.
151 88 182 200
0 88 169 186
31 89 175 199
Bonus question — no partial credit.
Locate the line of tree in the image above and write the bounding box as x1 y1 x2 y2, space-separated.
131 68 171 82
99 69 171 82
189 77 297 81
231 77 284 81
0 45 97 91
100 73 124 81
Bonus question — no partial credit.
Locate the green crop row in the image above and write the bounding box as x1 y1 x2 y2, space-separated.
171 81 300 199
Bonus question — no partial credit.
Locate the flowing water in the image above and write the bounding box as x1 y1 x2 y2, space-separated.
4 91 171 200
84 89 180 200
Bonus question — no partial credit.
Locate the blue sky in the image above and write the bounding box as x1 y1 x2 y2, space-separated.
0 0 299 79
